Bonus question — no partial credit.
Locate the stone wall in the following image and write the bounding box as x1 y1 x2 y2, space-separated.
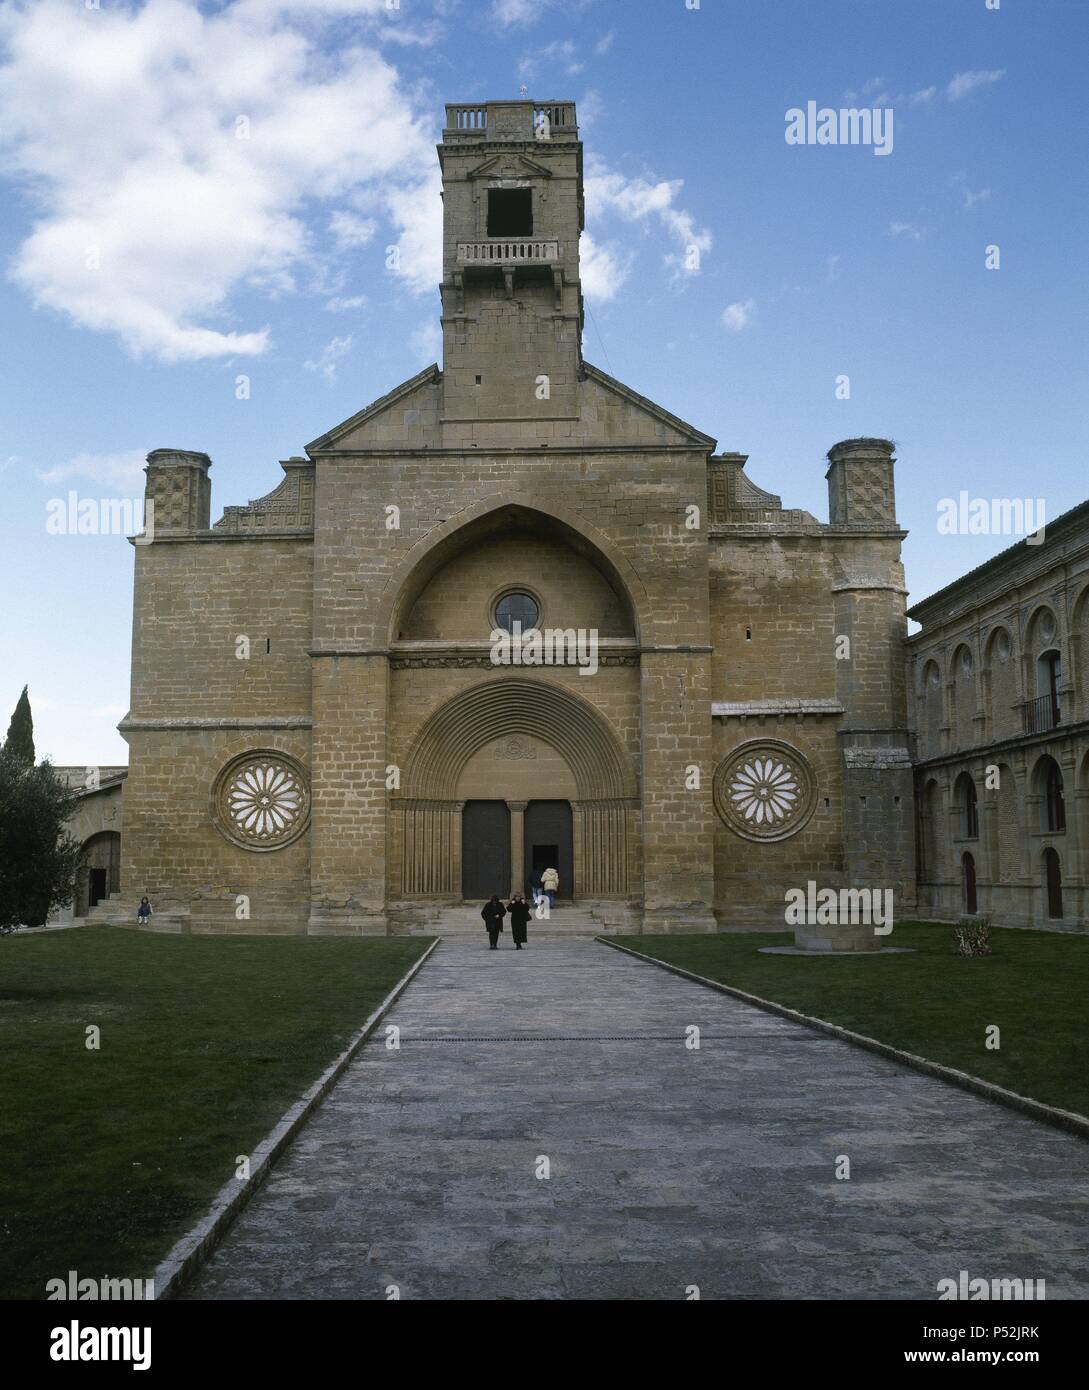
907 500 1089 930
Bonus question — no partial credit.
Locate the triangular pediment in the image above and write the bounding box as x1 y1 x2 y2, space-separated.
466 153 553 181
305 364 442 453
580 362 717 448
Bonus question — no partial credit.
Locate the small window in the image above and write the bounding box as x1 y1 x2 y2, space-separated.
960 778 979 839
1045 760 1066 833
495 591 539 633
487 188 533 237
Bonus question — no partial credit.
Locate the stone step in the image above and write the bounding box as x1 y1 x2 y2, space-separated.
389 903 632 936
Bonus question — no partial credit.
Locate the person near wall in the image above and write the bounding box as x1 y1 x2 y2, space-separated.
541 866 559 909
481 895 506 949
137 896 153 924
507 893 531 949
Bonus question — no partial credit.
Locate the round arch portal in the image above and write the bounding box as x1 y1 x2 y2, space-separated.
395 675 638 902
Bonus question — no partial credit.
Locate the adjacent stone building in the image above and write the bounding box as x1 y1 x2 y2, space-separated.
49 767 125 925
78 98 923 944
908 501 1089 929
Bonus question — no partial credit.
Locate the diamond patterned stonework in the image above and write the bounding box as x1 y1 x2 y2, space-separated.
714 740 816 842
214 752 310 851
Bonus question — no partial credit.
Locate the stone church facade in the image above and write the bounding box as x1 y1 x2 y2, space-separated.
98 98 922 943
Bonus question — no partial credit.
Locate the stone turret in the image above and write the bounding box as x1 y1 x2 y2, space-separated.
143 449 211 535
826 437 897 528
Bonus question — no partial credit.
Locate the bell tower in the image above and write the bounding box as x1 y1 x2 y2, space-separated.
438 99 583 430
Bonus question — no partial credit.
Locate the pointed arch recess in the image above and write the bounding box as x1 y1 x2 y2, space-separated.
380 494 648 645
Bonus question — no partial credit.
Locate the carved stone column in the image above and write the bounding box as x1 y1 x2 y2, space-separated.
507 801 528 898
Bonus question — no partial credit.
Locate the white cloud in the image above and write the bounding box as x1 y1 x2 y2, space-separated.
305 334 353 381
0 0 437 361
845 76 892 104
578 88 604 127
595 30 615 56
39 451 147 490
329 211 377 250
889 221 926 241
950 174 991 210
325 293 367 313
410 319 442 363
947 68 1006 101
585 157 711 280
911 86 937 104
384 171 444 295
519 38 584 80
721 299 755 332
493 0 541 27
579 232 631 303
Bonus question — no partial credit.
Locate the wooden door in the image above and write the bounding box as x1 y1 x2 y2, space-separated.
461 801 510 901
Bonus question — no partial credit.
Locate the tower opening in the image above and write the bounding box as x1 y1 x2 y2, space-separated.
487 187 533 237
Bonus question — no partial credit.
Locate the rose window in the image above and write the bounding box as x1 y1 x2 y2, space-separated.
713 740 816 842
213 752 310 851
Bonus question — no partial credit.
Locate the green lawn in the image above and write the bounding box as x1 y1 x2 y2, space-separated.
612 923 1089 1120
0 926 431 1300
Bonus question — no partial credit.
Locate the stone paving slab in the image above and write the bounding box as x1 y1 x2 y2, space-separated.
186 937 1089 1300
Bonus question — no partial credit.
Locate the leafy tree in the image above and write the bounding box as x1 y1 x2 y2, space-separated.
3 686 35 766
0 752 81 930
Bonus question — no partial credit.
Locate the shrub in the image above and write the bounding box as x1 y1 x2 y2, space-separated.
955 916 992 957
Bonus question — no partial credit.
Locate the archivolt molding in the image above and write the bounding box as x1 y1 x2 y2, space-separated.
402 675 637 801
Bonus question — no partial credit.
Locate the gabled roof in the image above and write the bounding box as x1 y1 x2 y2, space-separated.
303 358 716 454
304 364 441 454
581 362 717 448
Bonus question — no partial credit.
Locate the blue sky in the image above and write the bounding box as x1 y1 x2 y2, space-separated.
1 0 1086 764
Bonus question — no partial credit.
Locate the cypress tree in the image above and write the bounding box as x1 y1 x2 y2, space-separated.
3 686 34 766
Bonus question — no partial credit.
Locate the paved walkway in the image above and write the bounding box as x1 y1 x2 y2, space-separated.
188 937 1089 1300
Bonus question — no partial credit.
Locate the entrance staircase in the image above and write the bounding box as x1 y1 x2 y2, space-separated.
83 892 126 925
81 895 191 932
388 901 639 936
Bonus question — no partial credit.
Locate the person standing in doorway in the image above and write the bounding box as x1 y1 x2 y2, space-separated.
481 895 506 949
507 893 530 949
542 865 559 909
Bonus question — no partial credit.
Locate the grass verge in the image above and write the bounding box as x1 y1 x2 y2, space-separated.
0 925 431 1299
612 922 1088 1119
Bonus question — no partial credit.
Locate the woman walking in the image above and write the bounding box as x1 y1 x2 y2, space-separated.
507 893 530 949
481 894 506 949
541 866 559 909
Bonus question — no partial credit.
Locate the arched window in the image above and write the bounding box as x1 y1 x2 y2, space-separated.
1034 649 1062 727
959 776 979 839
1043 848 1063 920
1044 759 1066 833
962 852 978 915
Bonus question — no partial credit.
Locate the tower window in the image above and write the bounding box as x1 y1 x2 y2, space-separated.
487 188 532 237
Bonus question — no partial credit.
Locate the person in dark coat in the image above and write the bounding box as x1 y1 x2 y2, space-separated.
481 895 506 949
507 893 530 949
